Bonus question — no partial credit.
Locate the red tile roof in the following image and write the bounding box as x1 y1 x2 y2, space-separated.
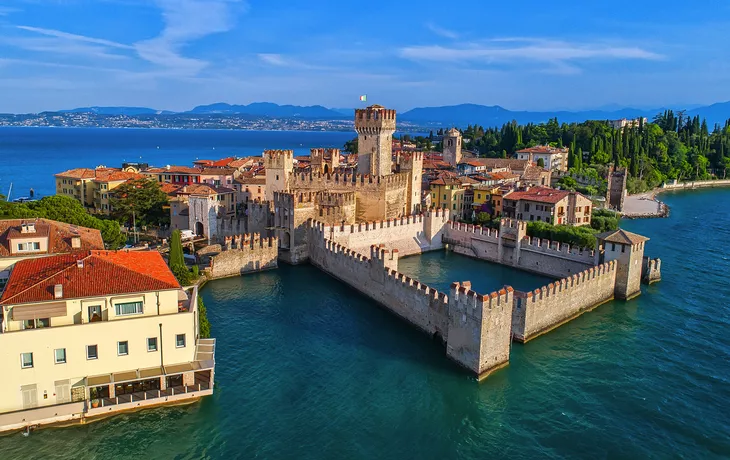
93 170 144 182
55 168 98 179
146 166 201 174
504 187 571 204
176 184 235 196
160 183 183 196
516 145 568 155
0 250 180 305
0 219 104 258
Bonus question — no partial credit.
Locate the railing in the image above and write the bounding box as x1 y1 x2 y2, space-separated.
93 383 211 408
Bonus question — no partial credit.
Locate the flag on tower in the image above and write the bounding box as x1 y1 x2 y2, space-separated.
359 95 367 102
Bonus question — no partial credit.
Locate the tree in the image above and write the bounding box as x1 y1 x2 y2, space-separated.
537 158 545 168
168 230 191 285
343 138 358 154
0 195 126 248
110 179 170 227
198 295 211 339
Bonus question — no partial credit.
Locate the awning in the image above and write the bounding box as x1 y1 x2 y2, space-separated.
12 302 67 321
164 363 194 375
87 374 112 386
113 370 138 383
139 366 164 379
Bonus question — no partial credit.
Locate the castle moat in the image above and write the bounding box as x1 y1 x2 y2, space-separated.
1 189 728 458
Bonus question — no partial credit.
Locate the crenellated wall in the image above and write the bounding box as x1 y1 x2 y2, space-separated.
642 256 662 284
445 220 596 278
308 225 513 379
206 234 278 279
316 208 449 256
446 282 514 379
512 261 617 343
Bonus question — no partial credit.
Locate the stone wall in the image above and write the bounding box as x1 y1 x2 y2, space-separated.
445 221 596 278
512 261 617 343
661 179 730 190
308 226 514 379
206 235 278 279
319 208 449 256
642 257 662 284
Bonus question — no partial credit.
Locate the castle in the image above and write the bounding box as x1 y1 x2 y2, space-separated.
261 105 423 263
205 105 662 381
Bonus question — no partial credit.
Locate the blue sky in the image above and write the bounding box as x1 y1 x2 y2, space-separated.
0 0 729 113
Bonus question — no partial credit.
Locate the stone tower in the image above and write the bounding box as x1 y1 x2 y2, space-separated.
443 128 463 167
596 229 648 300
398 152 424 214
355 105 396 177
606 165 627 211
310 148 340 175
264 150 294 201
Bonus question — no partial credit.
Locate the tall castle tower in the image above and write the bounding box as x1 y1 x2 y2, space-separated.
264 150 294 201
355 105 396 177
443 128 463 167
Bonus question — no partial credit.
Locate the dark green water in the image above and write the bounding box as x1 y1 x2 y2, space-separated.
2 189 730 459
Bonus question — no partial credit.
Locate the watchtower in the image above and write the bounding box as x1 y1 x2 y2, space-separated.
606 165 627 211
355 105 396 177
443 128 463 167
264 150 294 201
310 148 341 175
596 229 648 300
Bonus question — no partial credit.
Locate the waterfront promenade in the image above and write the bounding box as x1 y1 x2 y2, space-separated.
622 179 730 218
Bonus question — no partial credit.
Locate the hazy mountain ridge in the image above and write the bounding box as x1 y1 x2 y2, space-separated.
21 101 730 127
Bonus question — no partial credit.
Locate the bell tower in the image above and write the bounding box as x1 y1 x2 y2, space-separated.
355 105 396 177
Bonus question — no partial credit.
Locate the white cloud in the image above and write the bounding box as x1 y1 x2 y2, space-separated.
425 23 458 40
134 0 247 76
16 26 133 50
399 38 665 71
257 53 287 66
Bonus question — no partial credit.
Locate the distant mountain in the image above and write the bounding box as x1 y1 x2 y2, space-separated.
58 106 165 116
188 102 345 119
399 103 730 127
331 108 355 115
687 102 730 127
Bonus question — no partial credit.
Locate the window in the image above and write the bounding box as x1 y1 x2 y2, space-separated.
443 194 447 200
524 203 530 212
21 352 33 369
611 243 616 251
87 345 98 360
147 337 158 352
55 348 66 364
176 334 186 348
117 341 129 356
452 204 456 210
114 301 143 316
276 175 279 180
621 244 626 253
16 242 41 252
23 318 50 329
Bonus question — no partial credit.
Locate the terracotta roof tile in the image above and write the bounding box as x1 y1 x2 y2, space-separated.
0 250 180 305
0 219 104 258
596 229 649 245
504 187 571 204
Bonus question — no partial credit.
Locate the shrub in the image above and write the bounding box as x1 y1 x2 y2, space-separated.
197 295 211 339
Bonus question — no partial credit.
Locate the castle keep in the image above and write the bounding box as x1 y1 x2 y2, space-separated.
206 104 662 381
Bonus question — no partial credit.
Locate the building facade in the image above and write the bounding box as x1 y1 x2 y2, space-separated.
516 146 568 172
0 250 215 433
503 187 592 226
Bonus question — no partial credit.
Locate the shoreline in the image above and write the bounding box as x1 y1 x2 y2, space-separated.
621 180 730 219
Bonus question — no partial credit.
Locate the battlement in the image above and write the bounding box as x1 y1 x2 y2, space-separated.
520 235 596 261
450 282 514 319
264 149 294 170
500 218 527 231
447 221 500 240
355 106 396 121
515 261 616 302
310 148 340 158
642 256 662 284
318 191 356 207
222 233 278 251
290 171 410 189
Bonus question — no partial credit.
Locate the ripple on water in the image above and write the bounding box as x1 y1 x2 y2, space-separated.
1 190 730 459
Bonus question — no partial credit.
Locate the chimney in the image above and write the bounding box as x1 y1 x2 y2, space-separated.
71 236 81 248
54 284 63 299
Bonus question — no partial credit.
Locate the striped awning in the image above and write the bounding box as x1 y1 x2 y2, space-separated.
12 302 67 321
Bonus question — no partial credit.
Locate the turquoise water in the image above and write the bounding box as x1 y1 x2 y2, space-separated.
2 189 730 459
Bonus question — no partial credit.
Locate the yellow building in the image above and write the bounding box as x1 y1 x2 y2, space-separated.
0 250 215 433
55 168 143 214
430 177 465 215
